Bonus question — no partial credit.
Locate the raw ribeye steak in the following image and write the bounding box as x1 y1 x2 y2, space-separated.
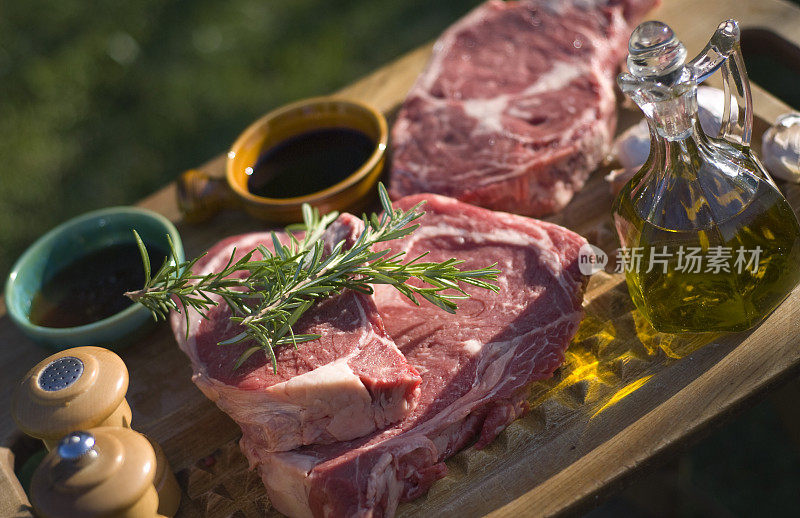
171 214 422 452
390 0 658 217
244 194 588 517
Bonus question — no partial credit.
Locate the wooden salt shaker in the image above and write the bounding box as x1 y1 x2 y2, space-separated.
30 427 181 517
11 346 132 451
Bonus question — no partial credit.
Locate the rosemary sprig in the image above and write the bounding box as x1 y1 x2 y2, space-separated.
126 184 500 372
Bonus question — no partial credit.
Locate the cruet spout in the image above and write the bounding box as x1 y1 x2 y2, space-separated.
619 19 753 146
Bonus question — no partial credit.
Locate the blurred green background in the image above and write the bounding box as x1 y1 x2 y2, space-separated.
2 0 799 515
0 0 487 277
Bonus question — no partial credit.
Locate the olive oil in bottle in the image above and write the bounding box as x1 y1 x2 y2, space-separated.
612 20 800 333
615 177 800 332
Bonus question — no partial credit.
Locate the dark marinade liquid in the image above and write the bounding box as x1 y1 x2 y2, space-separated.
29 242 169 328
246 127 375 198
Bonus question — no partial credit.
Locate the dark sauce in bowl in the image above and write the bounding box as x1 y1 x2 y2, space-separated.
246 127 375 198
28 242 168 328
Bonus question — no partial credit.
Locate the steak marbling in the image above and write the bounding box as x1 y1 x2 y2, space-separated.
245 194 589 517
389 0 658 217
171 214 422 453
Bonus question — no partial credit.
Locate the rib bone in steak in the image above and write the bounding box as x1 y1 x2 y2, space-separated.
389 0 658 217
171 214 422 452
244 194 588 517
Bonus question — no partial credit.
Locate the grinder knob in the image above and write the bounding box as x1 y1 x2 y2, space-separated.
30 427 180 517
11 346 132 450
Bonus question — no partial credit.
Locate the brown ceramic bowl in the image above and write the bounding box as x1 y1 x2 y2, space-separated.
178 97 387 223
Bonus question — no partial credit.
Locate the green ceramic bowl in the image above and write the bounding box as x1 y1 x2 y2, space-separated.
4 207 184 350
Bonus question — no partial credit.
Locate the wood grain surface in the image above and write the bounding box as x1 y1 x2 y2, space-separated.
3 1 800 517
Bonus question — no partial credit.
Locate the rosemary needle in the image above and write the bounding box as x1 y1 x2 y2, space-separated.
126 184 500 372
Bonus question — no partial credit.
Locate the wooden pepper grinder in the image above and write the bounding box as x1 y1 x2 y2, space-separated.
11 346 132 450
30 427 181 517
12 346 181 516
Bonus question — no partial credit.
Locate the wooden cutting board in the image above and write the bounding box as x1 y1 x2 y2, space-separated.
3 0 800 516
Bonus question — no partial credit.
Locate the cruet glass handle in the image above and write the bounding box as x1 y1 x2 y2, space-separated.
688 20 753 147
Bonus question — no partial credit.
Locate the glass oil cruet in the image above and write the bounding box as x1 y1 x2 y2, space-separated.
613 20 800 333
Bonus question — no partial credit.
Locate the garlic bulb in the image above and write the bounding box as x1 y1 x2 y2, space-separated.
613 120 650 172
762 113 800 183
696 85 737 137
